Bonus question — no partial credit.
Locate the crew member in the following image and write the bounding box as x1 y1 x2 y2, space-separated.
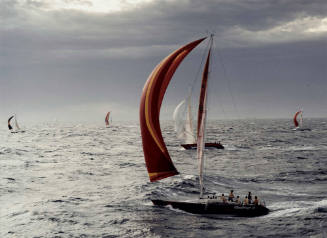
243 196 249 205
220 194 227 203
248 192 252 204
228 190 234 202
235 196 241 204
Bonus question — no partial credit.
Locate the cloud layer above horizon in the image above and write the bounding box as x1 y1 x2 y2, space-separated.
1 0 326 122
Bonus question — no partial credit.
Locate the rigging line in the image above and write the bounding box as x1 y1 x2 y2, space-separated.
189 36 212 97
209 38 227 119
174 36 211 136
214 40 241 119
183 36 213 142
196 35 214 126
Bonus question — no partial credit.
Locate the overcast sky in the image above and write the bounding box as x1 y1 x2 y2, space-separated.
1 0 326 123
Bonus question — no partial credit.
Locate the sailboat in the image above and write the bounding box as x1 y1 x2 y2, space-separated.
293 110 310 131
173 94 224 150
173 97 195 144
8 114 24 133
140 35 269 216
105 112 111 127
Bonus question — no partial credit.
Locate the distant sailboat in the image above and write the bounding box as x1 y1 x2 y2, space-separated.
140 35 268 216
105 112 110 127
8 114 24 133
173 96 196 144
293 110 302 129
173 93 224 150
293 110 310 131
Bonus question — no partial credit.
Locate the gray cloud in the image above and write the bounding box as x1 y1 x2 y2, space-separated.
3 0 327 50
0 0 326 122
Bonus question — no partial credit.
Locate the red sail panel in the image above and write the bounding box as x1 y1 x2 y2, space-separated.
197 48 211 197
105 112 110 126
140 38 206 182
197 49 211 139
293 110 301 127
8 116 14 130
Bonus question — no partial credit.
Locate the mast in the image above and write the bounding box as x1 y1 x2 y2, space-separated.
197 35 213 198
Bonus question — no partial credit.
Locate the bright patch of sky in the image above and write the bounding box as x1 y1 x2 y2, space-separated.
306 17 327 33
224 16 327 47
22 0 154 12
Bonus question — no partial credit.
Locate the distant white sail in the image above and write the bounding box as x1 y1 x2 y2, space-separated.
14 114 20 130
185 95 195 144
173 97 195 144
173 100 187 140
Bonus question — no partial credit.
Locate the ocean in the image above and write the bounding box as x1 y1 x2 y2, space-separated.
1 119 326 237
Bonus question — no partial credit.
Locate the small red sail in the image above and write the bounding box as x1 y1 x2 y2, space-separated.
140 38 206 182
8 116 14 130
293 110 302 127
105 112 110 126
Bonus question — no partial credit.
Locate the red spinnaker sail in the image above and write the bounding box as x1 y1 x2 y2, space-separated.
105 112 110 126
140 38 206 182
293 110 302 127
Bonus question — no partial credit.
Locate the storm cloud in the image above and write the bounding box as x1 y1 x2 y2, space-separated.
1 0 326 122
